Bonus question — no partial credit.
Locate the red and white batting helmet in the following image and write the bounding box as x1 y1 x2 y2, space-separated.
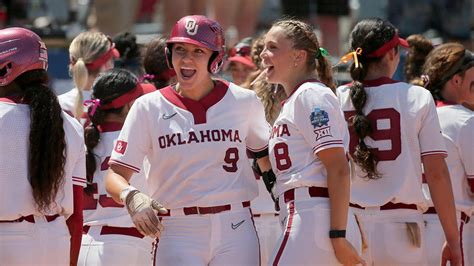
0 27 48 86
166 15 226 74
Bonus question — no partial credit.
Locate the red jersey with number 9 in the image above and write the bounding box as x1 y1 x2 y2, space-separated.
109 80 269 209
336 77 447 208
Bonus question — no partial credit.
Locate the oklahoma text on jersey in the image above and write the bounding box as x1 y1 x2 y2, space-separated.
158 129 242 149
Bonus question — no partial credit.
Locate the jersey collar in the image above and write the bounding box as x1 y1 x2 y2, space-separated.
281 79 320 106
97 122 124 132
160 79 229 124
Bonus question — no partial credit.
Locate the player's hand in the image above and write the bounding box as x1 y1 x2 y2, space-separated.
125 190 168 238
331 238 366 266
441 240 462 266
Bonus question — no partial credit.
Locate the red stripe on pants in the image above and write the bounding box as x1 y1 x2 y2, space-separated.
273 201 295 266
460 222 465 266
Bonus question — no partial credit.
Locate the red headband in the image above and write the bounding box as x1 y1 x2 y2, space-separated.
367 33 408 58
85 45 120 70
101 83 144 110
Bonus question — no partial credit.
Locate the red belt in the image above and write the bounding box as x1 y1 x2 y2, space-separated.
349 202 418 211
83 225 144 238
283 187 329 204
253 213 279 217
160 201 250 216
0 214 59 223
424 207 470 224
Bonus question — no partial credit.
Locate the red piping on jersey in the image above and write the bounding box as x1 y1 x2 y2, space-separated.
281 79 320 106
460 222 465 266
0 95 25 104
97 122 124 132
159 80 229 124
436 100 456 107
343 77 400 88
109 159 140 173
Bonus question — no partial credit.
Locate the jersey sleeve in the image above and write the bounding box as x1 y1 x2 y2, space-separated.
458 116 474 178
72 139 87 187
246 93 270 152
418 93 447 157
109 99 152 172
294 86 346 155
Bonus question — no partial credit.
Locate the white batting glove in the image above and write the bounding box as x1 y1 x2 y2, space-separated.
124 190 168 238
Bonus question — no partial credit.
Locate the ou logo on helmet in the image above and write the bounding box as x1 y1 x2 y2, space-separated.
185 19 199 35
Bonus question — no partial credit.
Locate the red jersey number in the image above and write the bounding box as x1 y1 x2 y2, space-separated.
344 108 401 161
223 147 239 172
274 142 292 171
83 156 123 209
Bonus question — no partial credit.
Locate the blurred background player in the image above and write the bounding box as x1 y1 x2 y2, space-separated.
407 40 474 266
113 31 144 77
59 31 119 124
142 36 176 89
261 19 364 265
104 15 272 265
0 27 86 265
337 18 461 265
79 69 155 265
226 37 257 86
242 34 286 125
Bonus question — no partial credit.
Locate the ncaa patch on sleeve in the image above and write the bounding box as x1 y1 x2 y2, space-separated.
114 140 128 154
310 108 332 141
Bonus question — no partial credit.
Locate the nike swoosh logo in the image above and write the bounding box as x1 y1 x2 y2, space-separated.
162 112 177 120
231 220 245 230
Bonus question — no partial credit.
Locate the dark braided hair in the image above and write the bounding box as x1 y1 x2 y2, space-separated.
347 18 399 179
84 69 138 194
15 70 67 212
273 19 336 90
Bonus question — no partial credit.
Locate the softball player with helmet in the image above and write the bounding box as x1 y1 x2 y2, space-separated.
417 43 474 266
78 69 156 265
105 15 271 266
0 28 86 265
337 18 461 265
260 19 364 265
58 31 119 123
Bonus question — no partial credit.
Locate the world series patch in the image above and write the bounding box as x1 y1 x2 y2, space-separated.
310 108 332 140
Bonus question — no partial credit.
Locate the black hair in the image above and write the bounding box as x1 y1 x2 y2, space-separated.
348 18 398 179
15 69 66 212
113 32 144 76
84 69 138 194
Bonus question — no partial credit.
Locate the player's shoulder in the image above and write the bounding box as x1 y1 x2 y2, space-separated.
227 80 258 98
437 104 473 125
62 111 83 135
294 80 336 103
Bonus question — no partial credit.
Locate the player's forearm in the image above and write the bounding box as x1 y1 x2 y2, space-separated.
256 156 272 172
424 157 459 244
105 164 134 203
327 163 350 231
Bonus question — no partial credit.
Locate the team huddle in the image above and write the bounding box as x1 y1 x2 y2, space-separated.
0 13 472 266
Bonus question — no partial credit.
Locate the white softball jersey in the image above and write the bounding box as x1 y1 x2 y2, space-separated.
436 104 473 215
269 80 350 197
58 88 91 124
82 123 148 227
0 97 87 220
109 80 269 209
337 77 447 208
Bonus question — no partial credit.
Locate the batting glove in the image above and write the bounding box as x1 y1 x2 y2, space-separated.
124 190 168 238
